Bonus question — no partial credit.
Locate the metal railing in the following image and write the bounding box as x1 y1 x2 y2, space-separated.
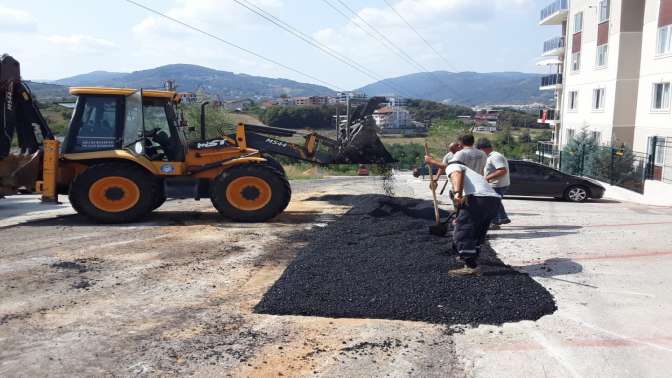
536 139 672 194
649 136 672 184
540 0 569 22
543 36 565 53
540 74 563 87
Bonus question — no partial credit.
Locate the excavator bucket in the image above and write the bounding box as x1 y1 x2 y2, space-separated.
333 116 395 164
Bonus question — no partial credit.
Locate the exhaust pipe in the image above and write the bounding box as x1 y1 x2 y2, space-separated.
200 101 210 141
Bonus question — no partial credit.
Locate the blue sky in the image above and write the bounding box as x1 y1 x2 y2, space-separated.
0 0 558 90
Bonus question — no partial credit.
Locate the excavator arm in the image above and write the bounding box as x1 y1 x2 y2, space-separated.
229 97 395 165
1 54 57 199
233 119 394 165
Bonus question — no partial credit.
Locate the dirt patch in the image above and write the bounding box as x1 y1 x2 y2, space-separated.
255 194 557 326
51 261 88 273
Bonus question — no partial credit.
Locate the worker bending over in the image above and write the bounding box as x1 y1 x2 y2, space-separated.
424 153 502 276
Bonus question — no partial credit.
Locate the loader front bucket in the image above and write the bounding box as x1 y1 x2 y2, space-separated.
333 117 395 165
0 152 41 196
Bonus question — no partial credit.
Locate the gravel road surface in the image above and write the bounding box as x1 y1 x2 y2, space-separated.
2 173 672 377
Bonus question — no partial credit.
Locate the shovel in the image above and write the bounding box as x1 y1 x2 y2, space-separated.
425 143 448 236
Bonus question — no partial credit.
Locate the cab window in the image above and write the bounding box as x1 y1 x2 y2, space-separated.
143 99 182 161
67 96 122 153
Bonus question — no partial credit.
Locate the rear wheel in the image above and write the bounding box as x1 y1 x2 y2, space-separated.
69 163 157 223
564 185 589 202
211 164 291 222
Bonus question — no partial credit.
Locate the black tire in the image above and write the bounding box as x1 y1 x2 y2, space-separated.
151 180 167 211
69 163 158 223
261 155 291 211
261 154 287 177
564 185 589 202
211 164 291 222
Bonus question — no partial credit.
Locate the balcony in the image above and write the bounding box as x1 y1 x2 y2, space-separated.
538 109 560 125
542 36 565 56
540 0 568 25
540 74 562 90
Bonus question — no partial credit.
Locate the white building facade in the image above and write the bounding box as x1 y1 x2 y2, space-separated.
539 0 672 156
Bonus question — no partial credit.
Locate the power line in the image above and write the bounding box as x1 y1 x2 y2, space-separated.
231 0 414 97
381 0 459 72
123 0 344 91
322 0 454 100
322 0 426 74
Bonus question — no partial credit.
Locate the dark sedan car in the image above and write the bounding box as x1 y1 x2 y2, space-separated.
508 160 605 202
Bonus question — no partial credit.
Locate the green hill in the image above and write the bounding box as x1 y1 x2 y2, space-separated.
53 64 336 99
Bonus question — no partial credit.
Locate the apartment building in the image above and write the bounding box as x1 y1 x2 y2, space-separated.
633 0 672 153
538 0 672 156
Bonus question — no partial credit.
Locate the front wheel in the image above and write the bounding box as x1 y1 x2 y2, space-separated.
564 186 589 202
211 164 291 222
69 163 158 223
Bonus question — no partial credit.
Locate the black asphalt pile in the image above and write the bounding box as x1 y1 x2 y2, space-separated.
255 195 556 326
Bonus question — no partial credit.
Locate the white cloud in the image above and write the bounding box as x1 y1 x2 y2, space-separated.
0 6 37 33
132 0 284 36
314 0 531 73
46 34 117 53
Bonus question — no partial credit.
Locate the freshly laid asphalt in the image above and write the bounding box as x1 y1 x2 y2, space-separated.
255 194 557 326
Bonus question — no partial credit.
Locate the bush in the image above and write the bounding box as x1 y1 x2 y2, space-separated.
561 133 640 185
258 105 343 130
405 99 474 120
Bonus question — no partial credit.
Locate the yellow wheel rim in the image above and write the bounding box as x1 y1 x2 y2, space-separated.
88 176 140 213
225 176 272 211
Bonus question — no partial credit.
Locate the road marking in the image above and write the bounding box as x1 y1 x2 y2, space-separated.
572 251 672 261
485 335 672 352
531 331 582 378
597 289 656 298
516 250 672 266
589 221 672 228
563 315 672 353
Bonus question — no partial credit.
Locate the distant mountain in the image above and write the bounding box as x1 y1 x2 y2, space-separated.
358 71 553 106
25 81 72 102
53 64 336 99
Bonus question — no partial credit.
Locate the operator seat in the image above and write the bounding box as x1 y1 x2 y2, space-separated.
153 131 184 161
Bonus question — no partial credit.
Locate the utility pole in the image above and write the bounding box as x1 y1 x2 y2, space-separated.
346 96 351 142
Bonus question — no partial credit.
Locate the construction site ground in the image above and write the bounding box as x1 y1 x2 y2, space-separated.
2 173 672 377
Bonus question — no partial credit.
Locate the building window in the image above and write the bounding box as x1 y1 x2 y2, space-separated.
652 82 671 111
574 12 583 33
596 44 608 67
593 88 606 111
566 128 575 142
571 52 581 72
590 130 602 144
568 91 579 111
599 0 610 23
658 25 672 55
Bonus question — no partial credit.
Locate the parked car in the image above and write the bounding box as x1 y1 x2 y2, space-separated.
357 164 370 176
508 160 605 202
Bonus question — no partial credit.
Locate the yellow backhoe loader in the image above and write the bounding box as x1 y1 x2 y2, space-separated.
0 54 393 223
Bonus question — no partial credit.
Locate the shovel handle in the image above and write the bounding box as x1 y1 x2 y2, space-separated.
425 143 441 225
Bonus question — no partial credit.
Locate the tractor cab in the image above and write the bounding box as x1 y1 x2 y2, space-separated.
63 88 188 162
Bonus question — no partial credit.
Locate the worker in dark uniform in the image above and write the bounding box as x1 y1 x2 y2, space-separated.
425 153 502 276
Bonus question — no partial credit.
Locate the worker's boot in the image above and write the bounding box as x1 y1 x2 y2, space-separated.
449 255 480 276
